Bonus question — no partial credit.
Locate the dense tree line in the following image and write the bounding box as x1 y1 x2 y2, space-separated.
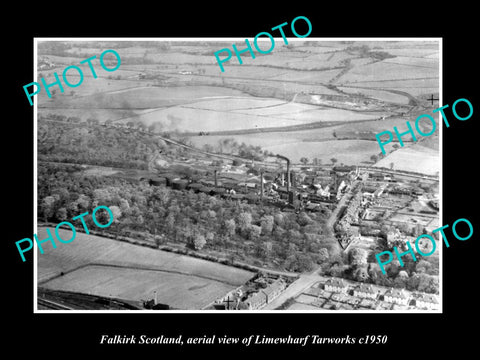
38 121 171 170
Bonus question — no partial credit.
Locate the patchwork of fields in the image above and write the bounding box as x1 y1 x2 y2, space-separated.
42 264 236 309
38 40 439 175
38 227 254 309
38 41 439 168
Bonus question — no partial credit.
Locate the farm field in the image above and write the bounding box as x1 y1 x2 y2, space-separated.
337 78 438 97
268 68 343 83
181 97 285 111
45 85 247 110
262 139 384 164
338 86 411 105
118 99 376 132
233 104 381 122
36 73 147 107
121 106 310 132
382 56 438 68
37 227 254 302
195 137 383 164
374 144 440 175
41 264 235 309
340 61 438 83
189 123 404 164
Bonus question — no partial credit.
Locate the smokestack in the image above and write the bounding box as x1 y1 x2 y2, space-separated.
260 171 264 200
154 291 157 305
214 169 218 188
286 161 290 193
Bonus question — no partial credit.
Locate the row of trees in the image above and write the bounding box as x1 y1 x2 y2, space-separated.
37 121 178 170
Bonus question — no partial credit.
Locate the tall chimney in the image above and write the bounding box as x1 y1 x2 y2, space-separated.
286 161 290 193
154 291 157 305
260 171 264 200
214 169 218 188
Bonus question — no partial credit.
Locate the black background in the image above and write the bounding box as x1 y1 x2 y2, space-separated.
5 3 478 356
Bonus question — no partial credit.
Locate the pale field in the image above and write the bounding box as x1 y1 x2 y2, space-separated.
337 78 439 97
349 58 376 67
275 82 340 95
270 108 382 122
122 105 320 132
184 97 285 111
195 136 384 164
123 96 383 132
268 68 343 82
289 46 342 53
424 53 440 59
145 52 220 65
382 56 438 68
213 64 291 79
37 77 147 104
50 85 247 109
37 227 254 285
189 121 403 153
333 116 433 136
338 86 411 105
374 144 440 175
384 48 439 58
252 50 349 70
190 133 305 150
340 61 439 83
262 139 385 164
41 265 235 309
224 75 340 95
231 102 321 116
66 46 146 56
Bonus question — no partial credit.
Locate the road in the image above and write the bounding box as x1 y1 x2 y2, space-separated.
263 272 328 310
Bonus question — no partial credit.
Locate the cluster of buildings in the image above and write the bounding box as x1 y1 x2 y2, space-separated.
314 277 439 310
148 160 365 215
209 274 288 310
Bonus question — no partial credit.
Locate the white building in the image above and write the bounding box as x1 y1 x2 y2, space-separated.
324 278 348 293
354 284 377 299
384 288 409 305
415 293 439 310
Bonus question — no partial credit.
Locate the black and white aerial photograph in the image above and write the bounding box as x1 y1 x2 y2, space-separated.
7 4 480 357
35 38 441 312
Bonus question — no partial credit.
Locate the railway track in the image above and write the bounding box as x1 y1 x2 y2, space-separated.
37 298 74 310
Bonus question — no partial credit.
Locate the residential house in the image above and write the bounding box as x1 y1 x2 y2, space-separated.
354 284 377 300
415 293 439 310
324 278 348 293
245 278 286 310
384 288 409 306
